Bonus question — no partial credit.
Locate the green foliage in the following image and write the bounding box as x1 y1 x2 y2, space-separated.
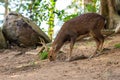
9 0 50 26
39 51 48 60
84 0 100 13
39 46 51 60
27 0 48 26
0 0 4 3
85 4 96 12
63 13 78 22
114 43 120 48
7 0 100 40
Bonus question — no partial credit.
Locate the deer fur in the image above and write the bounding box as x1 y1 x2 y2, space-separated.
48 13 106 61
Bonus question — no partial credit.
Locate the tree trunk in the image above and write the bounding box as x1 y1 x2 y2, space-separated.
101 0 120 33
100 0 109 28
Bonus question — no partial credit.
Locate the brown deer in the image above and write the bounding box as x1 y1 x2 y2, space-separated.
48 13 106 61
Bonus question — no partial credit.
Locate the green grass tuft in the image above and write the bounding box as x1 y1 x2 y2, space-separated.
114 43 120 48
39 51 48 60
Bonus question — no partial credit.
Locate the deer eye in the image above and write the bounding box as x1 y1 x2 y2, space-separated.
50 56 52 58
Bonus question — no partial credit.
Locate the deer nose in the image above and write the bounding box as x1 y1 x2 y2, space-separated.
49 56 55 61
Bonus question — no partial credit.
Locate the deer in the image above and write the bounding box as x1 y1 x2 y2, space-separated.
48 13 106 61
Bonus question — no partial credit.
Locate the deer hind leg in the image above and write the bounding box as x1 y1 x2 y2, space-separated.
95 30 104 52
94 34 104 57
94 38 100 53
89 30 104 59
89 37 101 59
99 35 104 52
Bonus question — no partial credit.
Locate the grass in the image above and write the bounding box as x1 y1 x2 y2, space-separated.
39 51 48 60
114 43 120 48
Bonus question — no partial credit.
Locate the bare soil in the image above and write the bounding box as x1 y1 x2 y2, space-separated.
0 34 120 80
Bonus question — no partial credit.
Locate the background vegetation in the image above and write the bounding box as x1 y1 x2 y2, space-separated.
0 0 100 40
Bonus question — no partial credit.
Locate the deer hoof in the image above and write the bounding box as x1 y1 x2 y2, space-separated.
88 54 95 60
65 57 72 62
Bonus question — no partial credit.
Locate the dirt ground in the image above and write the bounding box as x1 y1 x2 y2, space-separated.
0 34 120 80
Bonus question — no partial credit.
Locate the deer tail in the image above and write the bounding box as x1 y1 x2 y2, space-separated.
104 19 107 29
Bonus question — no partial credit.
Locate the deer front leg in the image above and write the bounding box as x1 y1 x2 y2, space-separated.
66 37 76 62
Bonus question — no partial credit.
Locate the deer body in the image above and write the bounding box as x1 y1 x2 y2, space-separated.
48 13 106 61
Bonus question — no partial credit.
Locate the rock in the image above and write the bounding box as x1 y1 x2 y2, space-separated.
0 28 7 48
2 12 51 47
